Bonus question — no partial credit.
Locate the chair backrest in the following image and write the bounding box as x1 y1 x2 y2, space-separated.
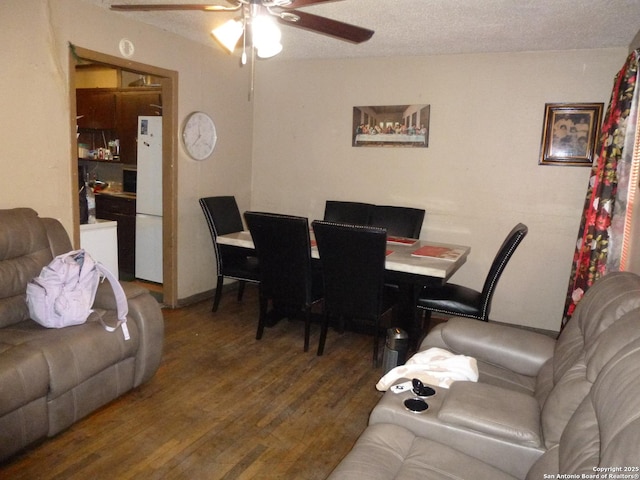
0 208 71 328
563 331 640 473
534 271 640 449
368 205 425 238
527 302 640 477
199 196 245 275
312 221 388 320
244 211 315 307
323 200 374 225
479 223 528 319
199 196 244 239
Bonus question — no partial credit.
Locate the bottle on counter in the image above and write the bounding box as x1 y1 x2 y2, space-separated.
79 182 88 224
85 181 96 224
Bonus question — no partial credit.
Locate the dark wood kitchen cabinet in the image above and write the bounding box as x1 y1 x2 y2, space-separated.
76 89 116 130
116 90 162 165
76 88 161 165
95 193 136 278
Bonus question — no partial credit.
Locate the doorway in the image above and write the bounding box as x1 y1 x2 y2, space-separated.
69 45 178 307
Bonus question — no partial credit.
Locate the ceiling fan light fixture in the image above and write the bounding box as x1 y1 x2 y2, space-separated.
252 14 283 58
256 41 283 58
211 19 244 54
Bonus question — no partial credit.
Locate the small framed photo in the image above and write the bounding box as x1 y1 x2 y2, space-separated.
539 103 603 166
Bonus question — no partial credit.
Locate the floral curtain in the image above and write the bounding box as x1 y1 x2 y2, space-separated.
563 49 640 327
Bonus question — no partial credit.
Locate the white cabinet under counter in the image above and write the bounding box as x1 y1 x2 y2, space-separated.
80 219 119 277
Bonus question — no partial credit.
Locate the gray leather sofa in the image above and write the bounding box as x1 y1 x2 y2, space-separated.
0 208 164 462
329 272 640 479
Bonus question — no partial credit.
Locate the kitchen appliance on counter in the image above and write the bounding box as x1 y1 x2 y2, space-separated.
122 167 137 194
135 116 163 283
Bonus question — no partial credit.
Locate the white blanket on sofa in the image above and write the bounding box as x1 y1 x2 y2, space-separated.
376 347 479 391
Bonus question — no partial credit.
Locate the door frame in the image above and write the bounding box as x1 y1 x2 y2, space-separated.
69 45 178 307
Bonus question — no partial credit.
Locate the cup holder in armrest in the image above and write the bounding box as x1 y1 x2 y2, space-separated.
412 378 436 397
404 397 429 412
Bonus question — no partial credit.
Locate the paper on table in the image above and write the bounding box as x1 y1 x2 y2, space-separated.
387 236 418 246
411 245 465 261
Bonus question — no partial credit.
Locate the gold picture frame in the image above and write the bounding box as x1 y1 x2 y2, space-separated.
539 102 603 166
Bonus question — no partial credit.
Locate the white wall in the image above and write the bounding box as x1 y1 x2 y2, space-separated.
251 49 628 331
0 0 254 301
631 30 640 51
0 0 632 323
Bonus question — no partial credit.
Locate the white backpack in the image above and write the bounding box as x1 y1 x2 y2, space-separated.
26 249 130 340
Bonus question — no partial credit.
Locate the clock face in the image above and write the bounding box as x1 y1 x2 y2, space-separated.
182 112 217 161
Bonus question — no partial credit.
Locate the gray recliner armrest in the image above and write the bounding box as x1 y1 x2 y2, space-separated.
421 317 556 377
438 381 542 447
93 280 164 386
93 280 149 308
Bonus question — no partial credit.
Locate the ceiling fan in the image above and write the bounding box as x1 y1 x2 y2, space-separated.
111 1 374 60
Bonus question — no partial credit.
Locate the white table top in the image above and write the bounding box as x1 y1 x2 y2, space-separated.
217 231 470 283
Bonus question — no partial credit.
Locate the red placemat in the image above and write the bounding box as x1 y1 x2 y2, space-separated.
412 245 464 261
387 236 418 245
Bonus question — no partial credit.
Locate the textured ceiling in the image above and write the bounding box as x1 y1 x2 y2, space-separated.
84 0 640 60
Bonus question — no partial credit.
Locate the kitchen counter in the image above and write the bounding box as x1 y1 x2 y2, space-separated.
80 220 119 275
95 190 136 200
94 193 136 277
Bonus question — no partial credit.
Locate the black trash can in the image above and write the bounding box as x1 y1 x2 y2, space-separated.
382 327 409 374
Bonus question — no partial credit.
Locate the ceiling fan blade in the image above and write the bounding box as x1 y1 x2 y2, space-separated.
278 10 374 43
110 3 239 12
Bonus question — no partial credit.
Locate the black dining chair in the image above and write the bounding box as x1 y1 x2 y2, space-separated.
199 196 260 312
244 211 323 352
368 204 426 295
312 220 394 367
323 200 374 225
368 205 425 239
416 223 528 323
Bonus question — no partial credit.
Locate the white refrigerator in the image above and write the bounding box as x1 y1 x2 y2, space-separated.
135 116 163 283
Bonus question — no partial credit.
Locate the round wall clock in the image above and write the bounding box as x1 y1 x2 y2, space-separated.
182 111 217 161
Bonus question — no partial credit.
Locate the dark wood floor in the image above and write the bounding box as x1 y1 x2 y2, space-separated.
1 285 387 479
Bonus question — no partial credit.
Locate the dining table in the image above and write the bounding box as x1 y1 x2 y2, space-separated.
216 230 471 349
